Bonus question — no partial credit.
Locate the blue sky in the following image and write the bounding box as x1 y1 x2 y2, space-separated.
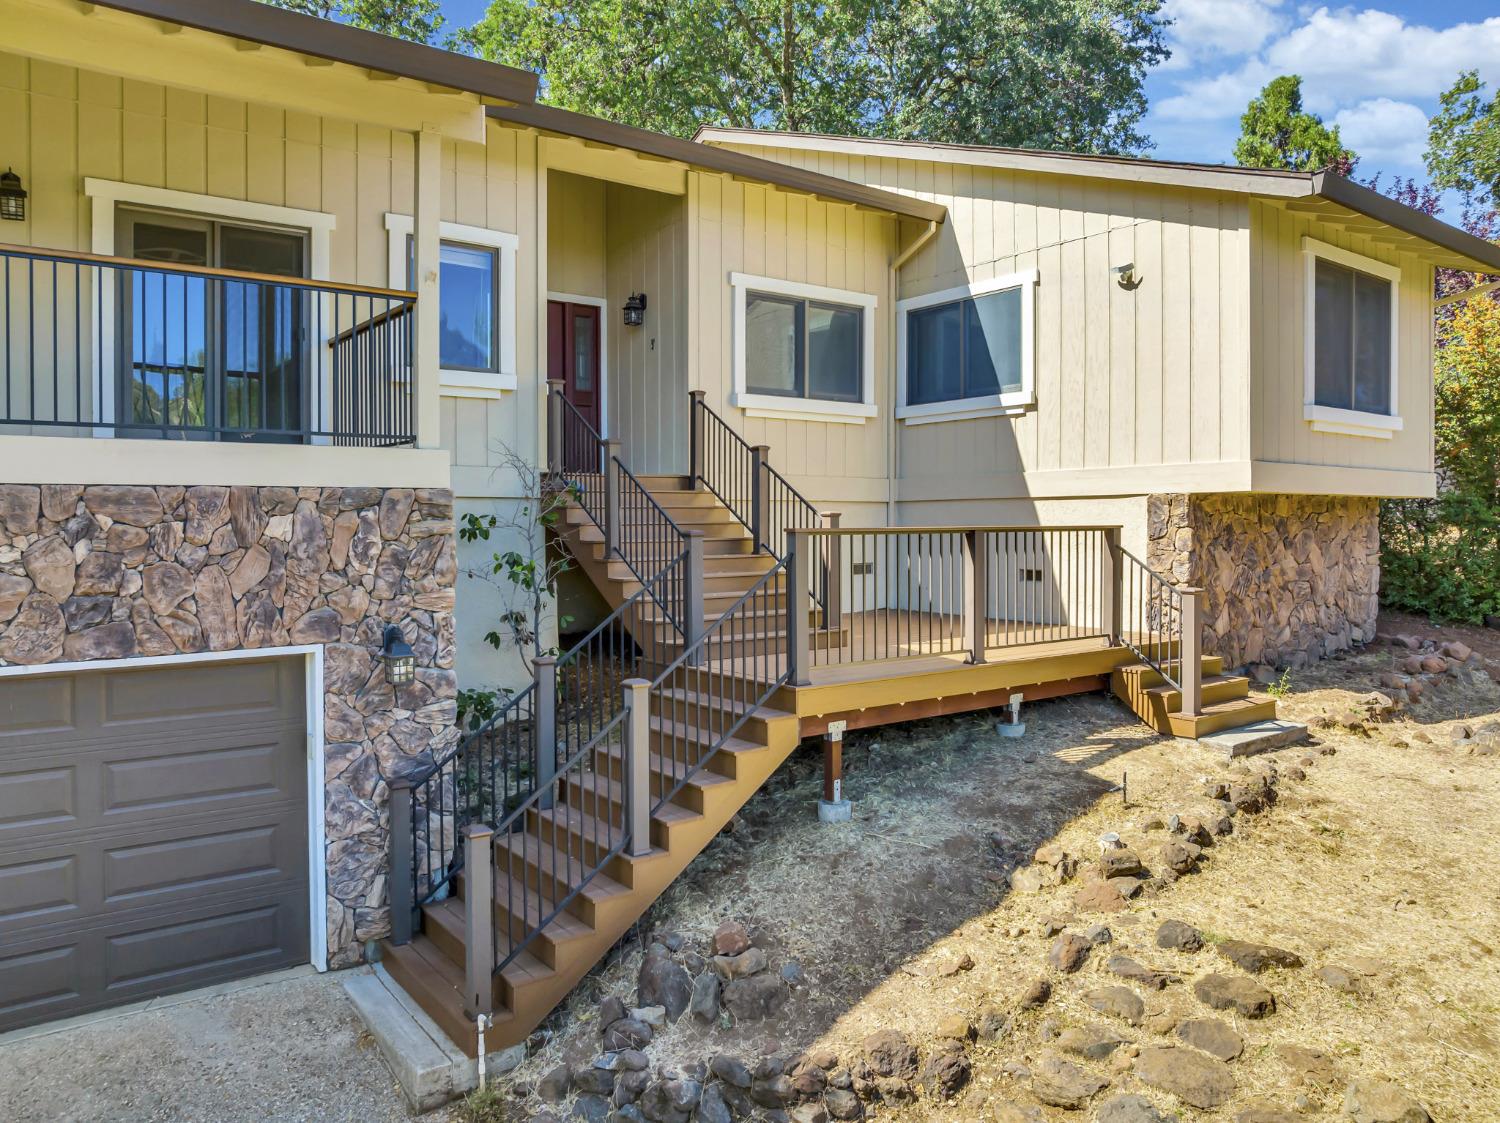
438 1 1500 197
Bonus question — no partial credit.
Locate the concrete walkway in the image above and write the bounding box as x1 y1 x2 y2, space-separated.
0 967 441 1122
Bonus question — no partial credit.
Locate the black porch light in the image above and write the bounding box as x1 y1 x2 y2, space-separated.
0 169 26 222
380 623 417 686
622 291 647 327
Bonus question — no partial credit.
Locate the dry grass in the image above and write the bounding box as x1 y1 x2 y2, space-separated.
499 634 1500 1122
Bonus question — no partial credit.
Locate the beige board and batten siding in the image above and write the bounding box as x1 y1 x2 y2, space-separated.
707 141 1254 506
1249 199 1436 497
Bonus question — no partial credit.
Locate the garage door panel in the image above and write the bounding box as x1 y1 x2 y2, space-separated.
0 675 77 740
0 657 310 1033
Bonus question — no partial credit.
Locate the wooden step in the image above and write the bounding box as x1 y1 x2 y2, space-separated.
527 803 669 884
651 685 788 745
378 935 489 1056
1166 697 1279 738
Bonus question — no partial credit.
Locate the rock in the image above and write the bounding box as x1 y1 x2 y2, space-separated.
710 1055 752 1088
1233 1105 1299 1123
62 595 113 633
713 919 751 957
74 550 124 596
63 621 137 661
1084 923 1113 945
1133 1045 1234 1109
1009 867 1047 893
1108 955 1176 990
1275 1044 1341 1085
1084 986 1146 1026
82 484 162 527
789 1064 827 1099
1074 880 1128 913
992 1107 1046 1123
780 961 806 987
934 1014 973 1041
1343 1078 1432 1123
1175 1017 1243 1061
1156 920 1203 952
1019 977 1052 1008
976 1004 1012 1041
1048 932 1093 972
713 947 768 979
1420 655 1448 674
1193 974 1276 1018
750 1075 794 1109
1029 1052 1108 1109
721 974 785 1022
1217 940 1303 974
0 573 30 622
1101 849 1145 878
918 1044 970 1099
637 947 692 1021
0 484 41 534
1315 964 1370 995
601 1018 652 1051
696 1086 733 1123
0 593 65 664
861 1029 918 1080
824 1088 862 1120
1159 841 1201 875
569 1094 609 1123
142 562 194 615
23 535 76 600
538 1065 572 1102
629 1005 666 1029
1056 1024 1128 1060
1096 1093 1181 1123
689 970 721 1022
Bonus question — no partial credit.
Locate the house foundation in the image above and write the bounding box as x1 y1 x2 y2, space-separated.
1146 493 1380 670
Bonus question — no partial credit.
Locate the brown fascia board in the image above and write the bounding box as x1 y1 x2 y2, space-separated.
91 0 539 105
488 104 948 223
1313 171 1500 274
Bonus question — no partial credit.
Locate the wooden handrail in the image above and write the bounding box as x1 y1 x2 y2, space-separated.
0 241 418 301
326 301 414 348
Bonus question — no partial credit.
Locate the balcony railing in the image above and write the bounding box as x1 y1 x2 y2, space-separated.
0 243 416 446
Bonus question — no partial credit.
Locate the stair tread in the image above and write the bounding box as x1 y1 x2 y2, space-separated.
429 890 593 947
596 742 741 785
1143 674 1247 697
1191 697 1275 715
534 803 670 859
646 712 764 753
569 770 706 824
493 832 633 902
654 684 792 721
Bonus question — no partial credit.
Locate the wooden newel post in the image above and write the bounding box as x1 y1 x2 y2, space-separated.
750 444 770 552
462 823 495 1019
546 379 565 475
387 778 414 946
684 529 705 664
1101 527 1122 645
688 390 706 489
534 656 557 811
963 528 988 664
787 528 813 686
622 678 652 857
822 511 843 631
603 438 622 558
1178 587 1203 718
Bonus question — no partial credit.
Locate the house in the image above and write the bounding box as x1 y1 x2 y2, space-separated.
2 0 1497 1073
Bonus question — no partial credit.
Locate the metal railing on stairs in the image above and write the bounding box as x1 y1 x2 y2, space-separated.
1117 549 1203 715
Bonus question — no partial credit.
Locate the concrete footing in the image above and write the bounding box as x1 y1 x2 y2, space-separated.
997 721 1027 738
343 964 524 1112
1199 719 1309 759
817 798 853 823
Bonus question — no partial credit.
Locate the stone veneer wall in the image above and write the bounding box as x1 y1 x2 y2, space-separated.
1146 493 1380 670
0 483 458 968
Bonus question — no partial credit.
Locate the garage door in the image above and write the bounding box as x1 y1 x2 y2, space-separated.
0 657 310 1032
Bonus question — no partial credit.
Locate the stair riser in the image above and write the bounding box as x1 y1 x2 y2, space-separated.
1169 700 1279 738
378 942 477 1051
526 812 646 887
650 701 778 746
1118 656 1226 689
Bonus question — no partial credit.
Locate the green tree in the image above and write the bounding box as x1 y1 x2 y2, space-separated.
1233 75 1355 173
257 0 444 44
1426 70 1500 209
459 0 1170 152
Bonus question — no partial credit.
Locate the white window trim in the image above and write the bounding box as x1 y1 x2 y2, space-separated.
547 291 610 439
896 268 1038 425
385 213 519 398
730 272 878 424
1301 236 1402 440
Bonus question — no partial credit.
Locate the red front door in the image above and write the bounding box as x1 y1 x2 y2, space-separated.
548 300 602 437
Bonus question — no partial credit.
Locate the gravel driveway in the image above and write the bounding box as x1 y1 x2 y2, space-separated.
0 967 439 1122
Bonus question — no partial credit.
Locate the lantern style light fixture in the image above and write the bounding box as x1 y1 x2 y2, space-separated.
622 292 647 327
0 169 25 222
380 623 417 686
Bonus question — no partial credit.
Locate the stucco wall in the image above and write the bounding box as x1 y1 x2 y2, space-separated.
0 482 458 968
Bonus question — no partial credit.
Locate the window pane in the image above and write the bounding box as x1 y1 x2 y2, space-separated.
572 310 595 391
967 288 1022 396
1313 258 1353 410
439 243 496 371
807 303 861 402
907 301 963 405
746 293 801 396
1353 271 1392 414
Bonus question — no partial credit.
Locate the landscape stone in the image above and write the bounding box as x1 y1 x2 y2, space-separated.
917 1044 970 1099
1133 1045 1235 1109
637 948 692 1021
1101 849 1145 878
861 1029 917 1080
823 1088 862 1120
1029 1052 1108 1109
1084 986 1146 1025
1193 974 1276 1018
1175 1017 1244 1061
1315 964 1370 995
689 971 720 1022
696 1086 733 1123
1217 940 1303 973
1048 932 1093 972
1234 1106 1299 1123
1056 1023 1128 1060
1019 977 1052 1008
713 919 751 956
1096 1093 1181 1123
1343 1078 1432 1123
709 1055 751 1088
721 974 785 1022
538 1065 571 1102
1156 920 1203 951
1074 880 1128 913
1108 955 1176 990
713 947 768 979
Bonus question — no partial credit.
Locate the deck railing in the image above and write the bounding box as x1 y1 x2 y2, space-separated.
0 242 415 445
1119 549 1202 714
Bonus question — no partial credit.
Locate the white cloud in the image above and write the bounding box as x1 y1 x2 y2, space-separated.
1155 60 1273 122
1333 98 1430 168
1160 0 1286 70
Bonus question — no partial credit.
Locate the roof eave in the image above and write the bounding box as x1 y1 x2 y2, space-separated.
1311 172 1500 274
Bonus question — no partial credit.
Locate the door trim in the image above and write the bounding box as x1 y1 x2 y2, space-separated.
548 291 609 438
0 644 330 973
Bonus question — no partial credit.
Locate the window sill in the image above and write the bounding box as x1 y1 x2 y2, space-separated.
897 394 1035 426
731 392 876 424
1303 403 1402 440
440 369 517 399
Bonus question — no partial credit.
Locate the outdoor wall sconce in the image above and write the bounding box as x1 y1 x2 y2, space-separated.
623 292 647 327
1112 262 1142 290
380 623 417 686
0 169 26 222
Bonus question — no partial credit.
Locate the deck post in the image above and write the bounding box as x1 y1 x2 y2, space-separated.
684 529 706 664
546 379 565 475
750 444 770 552
461 823 495 1020
963 529 988 664
603 438 622 558
622 678 653 857
1101 527 1122 644
387 778 414 946
818 719 852 822
1178 586 1204 717
787 529 813 686
534 655 558 811
688 389 706 488
821 511 843 631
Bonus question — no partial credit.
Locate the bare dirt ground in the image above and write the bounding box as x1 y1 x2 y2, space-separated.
496 612 1500 1122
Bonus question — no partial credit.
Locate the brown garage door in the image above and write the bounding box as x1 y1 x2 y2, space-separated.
0 657 309 1032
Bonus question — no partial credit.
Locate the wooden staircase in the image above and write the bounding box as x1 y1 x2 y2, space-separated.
1110 655 1277 737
